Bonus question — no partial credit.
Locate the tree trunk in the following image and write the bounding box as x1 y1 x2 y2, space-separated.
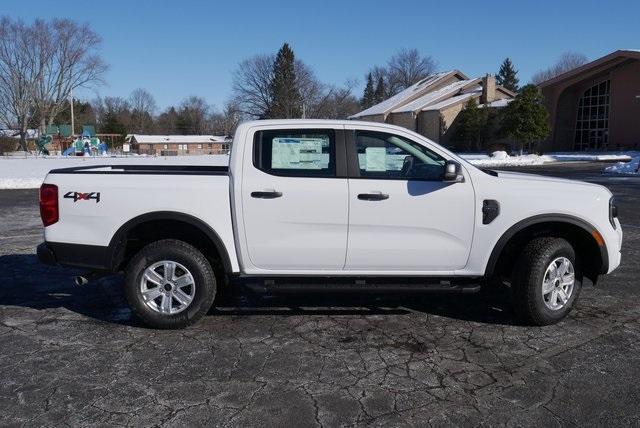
18 119 29 152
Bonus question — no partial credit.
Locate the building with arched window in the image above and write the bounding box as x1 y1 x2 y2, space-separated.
538 50 640 151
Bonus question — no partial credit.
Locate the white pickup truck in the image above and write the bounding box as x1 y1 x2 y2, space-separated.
37 120 622 329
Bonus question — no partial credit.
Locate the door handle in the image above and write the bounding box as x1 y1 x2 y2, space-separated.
251 190 283 199
357 192 389 201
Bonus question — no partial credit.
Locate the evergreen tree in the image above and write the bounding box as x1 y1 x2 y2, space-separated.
501 85 550 154
374 76 386 103
361 73 376 108
496 58 519 92
266 43 302 118
455 98 488 151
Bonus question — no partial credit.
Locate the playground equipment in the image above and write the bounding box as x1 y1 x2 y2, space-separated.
36 135 52 155
42 123 113 156
65 134 108 156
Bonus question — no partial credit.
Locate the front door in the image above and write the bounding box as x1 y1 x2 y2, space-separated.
345 129 475 272
241 127 349 271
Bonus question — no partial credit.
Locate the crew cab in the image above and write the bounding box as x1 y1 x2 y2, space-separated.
37 120 623 328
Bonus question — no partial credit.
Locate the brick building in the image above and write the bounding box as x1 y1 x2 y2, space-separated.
538 49 640 151
126 134 231 155
350 70 515 148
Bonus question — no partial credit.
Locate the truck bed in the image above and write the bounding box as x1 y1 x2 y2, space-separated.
49 164 229 175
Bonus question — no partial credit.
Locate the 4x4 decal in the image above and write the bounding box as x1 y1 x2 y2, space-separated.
64 191 101 203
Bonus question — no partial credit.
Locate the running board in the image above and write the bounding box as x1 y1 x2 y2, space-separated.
239 277 481 294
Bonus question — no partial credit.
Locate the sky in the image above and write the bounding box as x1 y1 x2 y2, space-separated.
2 0 639 112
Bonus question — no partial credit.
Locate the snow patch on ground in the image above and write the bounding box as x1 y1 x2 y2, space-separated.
460 151 635 167
0 155 230 189
603 156 640 175
462 151 554 167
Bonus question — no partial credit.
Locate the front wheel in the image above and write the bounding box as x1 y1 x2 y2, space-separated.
512 237 582 326
125 239 216 329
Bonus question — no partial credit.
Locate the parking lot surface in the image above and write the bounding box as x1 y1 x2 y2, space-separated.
1 162 639 426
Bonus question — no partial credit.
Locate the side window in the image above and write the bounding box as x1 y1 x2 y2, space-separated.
354 131 445 180
254 129 336 177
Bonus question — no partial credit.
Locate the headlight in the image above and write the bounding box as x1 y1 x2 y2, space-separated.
609 196 618 229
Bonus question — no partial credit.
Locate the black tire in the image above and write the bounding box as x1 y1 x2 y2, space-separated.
512 237 582 326
125 239 216 329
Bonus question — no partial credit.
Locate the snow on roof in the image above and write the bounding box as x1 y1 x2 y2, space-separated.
422 90 481 111
350 71 455 118
126 134 230 144
392 79 480 113
477 98 513 108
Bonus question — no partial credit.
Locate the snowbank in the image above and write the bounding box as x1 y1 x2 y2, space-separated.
603 157 640 175
0 155 230 189
460 151 634 167
551 153 633 162
463 151 554 167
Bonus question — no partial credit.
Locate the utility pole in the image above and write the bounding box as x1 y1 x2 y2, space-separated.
70 90 75 136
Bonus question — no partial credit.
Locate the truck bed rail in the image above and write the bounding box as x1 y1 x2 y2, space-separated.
48 164 229 176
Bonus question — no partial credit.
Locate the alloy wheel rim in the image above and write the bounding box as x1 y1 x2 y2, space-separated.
542 257 575 311
140 260 196 315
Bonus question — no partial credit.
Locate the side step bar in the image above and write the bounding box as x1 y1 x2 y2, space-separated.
239 277 481 294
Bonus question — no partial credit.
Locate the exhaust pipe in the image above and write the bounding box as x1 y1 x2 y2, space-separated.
73 276 89 286
73 271 108 286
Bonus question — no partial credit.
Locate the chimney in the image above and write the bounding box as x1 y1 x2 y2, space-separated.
481 74 496 104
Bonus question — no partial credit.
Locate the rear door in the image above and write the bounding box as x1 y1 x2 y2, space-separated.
241 127 349 271
344 127 475 272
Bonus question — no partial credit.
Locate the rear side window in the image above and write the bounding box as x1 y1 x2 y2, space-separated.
253 129 336 177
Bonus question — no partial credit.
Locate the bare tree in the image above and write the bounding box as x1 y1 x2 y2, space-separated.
363 49 437 101
32 18 107 133
231 54 274 118
232 47 360 120
295 60 325 117
531 51 588 84
0 17 38 150
386 48 437 95
309 79 360 119
129 88 156 133
177 96 210 134
210 100 242 136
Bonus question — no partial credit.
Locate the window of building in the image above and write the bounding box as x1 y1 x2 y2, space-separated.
197 144 202 149
354 131 445 181
163 144 168 149
253 129 335 177
574 80 610 151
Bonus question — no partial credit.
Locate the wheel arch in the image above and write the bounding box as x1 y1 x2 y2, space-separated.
485 214 608 283
107 211 232 274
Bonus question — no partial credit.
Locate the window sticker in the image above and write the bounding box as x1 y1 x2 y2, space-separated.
364 147 387 171
272 137 329 170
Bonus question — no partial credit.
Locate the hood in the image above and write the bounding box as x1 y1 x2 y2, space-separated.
495 170 605 190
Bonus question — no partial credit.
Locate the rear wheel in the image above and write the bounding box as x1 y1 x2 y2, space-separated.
125 239 216 329
512 237 582 325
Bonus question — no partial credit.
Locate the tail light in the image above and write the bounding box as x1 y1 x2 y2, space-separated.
39 183 59 227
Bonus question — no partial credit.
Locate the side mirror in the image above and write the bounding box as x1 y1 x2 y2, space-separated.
443 160 464 183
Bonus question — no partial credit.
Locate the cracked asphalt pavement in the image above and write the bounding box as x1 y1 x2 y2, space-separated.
1 162 639 426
